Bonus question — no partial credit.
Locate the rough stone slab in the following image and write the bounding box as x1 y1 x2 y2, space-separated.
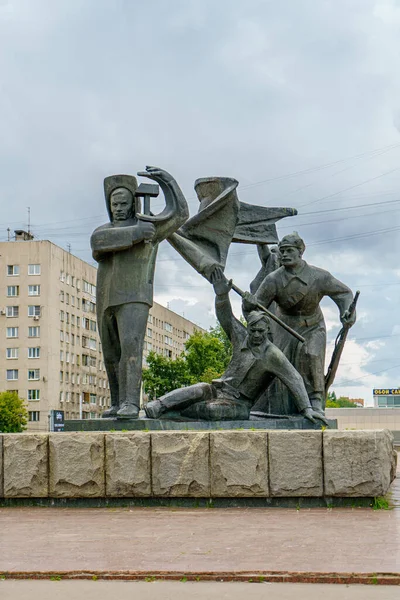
3 434 48 498
0 435 3 498
210 431 268 497
269 430 323 497
324 429 395 497
151 432 210 497
49 433 105 497
105 433 151 497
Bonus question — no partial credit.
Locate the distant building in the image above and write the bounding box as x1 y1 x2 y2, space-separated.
340 396 365 407
0 235 204 431
373 388 400 408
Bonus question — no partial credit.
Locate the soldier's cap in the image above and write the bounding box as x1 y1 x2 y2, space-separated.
247 310 270 327
103 175 140 221
278 232 306 253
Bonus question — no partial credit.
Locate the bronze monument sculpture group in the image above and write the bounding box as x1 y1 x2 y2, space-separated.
91 166 357 426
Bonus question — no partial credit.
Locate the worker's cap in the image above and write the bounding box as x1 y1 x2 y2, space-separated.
247 310 270 328
278 232 305 253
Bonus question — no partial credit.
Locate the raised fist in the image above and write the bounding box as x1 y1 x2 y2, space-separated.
132 222 156 243
137 166 173 185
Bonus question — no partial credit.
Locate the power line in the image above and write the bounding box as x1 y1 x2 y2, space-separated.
298 167 400 209
334 363 400 387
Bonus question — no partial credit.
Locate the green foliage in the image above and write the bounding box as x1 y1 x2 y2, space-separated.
142 324 233 399
143 351 194 400
185 329 230 381
208 322 233 363
0 391 28 433
326 391 359 408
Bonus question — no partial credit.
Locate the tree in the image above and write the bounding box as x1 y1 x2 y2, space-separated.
326 391 358 408
184 329 230 381
142 352 194 400
0 391 28 433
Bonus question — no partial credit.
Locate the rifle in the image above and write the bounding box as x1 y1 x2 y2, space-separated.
325 291 360 395
231 283 305 343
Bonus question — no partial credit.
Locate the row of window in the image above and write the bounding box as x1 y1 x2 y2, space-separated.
60 273 96 296
7 264 40 276
6 347 40 359
60 371 108 387
6 390 41 401
6 327 40 338
6 305 41 317
60 392 105 404
7 285 40 297
60 312 97 331
147 313 190 339
6 369 40 381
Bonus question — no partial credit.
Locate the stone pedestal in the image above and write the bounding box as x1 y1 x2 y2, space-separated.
0 430 395 503
63 416 337 432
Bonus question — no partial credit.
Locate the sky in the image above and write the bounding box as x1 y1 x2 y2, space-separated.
1 0 400 405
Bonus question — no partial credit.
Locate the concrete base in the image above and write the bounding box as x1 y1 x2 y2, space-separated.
64 416 338 431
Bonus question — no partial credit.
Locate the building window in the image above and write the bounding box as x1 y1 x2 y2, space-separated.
65 332 70 344
28 285 40 296
60 350 64 361
28 347 40 359
71 295 75 307
60 331 64 342
65 372 69 383
6 327 19 338
28 305 41 317
66 352 70 363
66 312 70 324
90 394 97 405
6 306 19 317
60 370 64 382
28 264 41 275
165 322 173 332
28 411 40 422
6 369 18 380
27 389 40 401
6 348 19 359
90 320 96 332
7 265 20 276
28 326 40 338
7 286 19 297
60 391 64 403
66 274 70 285
60 310 64 322
164 335 173 345
28 369 40 380
147 342 152 352
66 293 70 305
147 328 152 338
148 314 153 324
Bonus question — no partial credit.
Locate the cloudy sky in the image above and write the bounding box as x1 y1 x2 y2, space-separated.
1 0 400 405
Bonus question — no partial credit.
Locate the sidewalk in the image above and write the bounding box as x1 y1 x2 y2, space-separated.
0 457 399 584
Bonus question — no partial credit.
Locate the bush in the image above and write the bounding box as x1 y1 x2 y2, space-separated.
0 391 28 432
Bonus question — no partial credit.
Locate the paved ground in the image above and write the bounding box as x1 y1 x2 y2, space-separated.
0 454 398 583
1 581 400 600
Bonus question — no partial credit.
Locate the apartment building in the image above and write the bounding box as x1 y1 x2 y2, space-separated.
0 234 204 431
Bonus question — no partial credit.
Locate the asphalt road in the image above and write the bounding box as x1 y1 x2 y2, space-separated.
1 581 399 600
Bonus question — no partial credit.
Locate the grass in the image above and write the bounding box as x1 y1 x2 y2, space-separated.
372 496 390 510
